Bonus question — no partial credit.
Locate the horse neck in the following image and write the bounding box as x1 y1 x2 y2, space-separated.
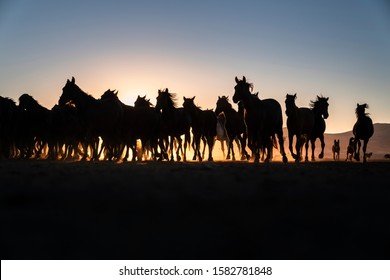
286 102 299 118
73 91 97 110
26 100 50 115
357 111 368 121
189 105 203 119
312 106 324 120
240 93 257 112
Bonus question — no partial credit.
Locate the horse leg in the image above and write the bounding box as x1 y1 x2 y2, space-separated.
176 137 183 161
289 132 297 160
319 135 325 159
354 139 361 161
294 135 301 162
226 139 232 160
310 138 316 161
230 137 236 161
207 135 214 161
362 139 369 163
169 137 175 161
276 130 287 163
304 138 310 162
202 136 207 159
220 140 226 159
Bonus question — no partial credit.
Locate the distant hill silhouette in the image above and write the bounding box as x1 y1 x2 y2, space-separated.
267 123 390 161
323 123 390 160
212 123 390 161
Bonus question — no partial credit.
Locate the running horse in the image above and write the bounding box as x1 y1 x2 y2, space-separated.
353 103 374 163
155 88 191 161
232 76 288 163
309 95 329 160
215 95 249 161
58 77 124 161
183 96 217 161
284 93 315 162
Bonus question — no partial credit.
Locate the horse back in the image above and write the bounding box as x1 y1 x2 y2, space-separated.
262 98 284 131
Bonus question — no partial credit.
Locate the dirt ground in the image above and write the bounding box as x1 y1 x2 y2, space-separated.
1 159 390 260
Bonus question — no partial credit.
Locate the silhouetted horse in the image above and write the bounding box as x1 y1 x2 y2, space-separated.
215 96 249 160
232 76 287 163
216 112 229 158
18 93 53 159
0 96 18 159
309 95 329 160
332 139 340 160
353 103 374 163
183 96 217 161
345 137 354 161
58 77 124 161
134 95 154 108
155 88 191 161
50 103 84 160
285 93 315 162
101 90 163 161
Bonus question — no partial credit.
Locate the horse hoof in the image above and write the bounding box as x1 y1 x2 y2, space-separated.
319 153 324 159
292 154 297 160
282 156 288 163
226 155 230 160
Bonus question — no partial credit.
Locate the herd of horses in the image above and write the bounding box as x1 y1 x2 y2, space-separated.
0 76 374 163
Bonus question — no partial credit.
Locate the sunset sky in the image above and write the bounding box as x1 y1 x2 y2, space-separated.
1 0 389 133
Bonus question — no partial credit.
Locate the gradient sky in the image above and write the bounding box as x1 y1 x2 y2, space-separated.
1 0 389 133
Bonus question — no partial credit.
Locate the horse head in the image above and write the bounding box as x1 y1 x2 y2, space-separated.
135 95 153 108
355 103 369 118
100 89 118 101
18 93 38 111
284 93 297 116
233 76 253 104
156 88 177 111
59 77 79 106
182 96 196 112
215 95 232 115
311 95 329 119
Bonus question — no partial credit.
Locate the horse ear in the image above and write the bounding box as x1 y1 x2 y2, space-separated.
165 88 168 93
242 76 246 83
326 97 329 101
294 93 297 98
192 96 195 100
357 103 359 107
71 77 75 83
235 76 239 83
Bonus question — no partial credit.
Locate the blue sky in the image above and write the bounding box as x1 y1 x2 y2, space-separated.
1 0 389 133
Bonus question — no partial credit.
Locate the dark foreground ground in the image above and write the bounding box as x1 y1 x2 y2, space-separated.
1 159 389 260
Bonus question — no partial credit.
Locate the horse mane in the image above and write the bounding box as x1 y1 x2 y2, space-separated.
67 78 96 101
19 93 44 109
218 96 233 109
0 96 17 108
309 94 326 109
356 103 369 117
159 88 178 108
